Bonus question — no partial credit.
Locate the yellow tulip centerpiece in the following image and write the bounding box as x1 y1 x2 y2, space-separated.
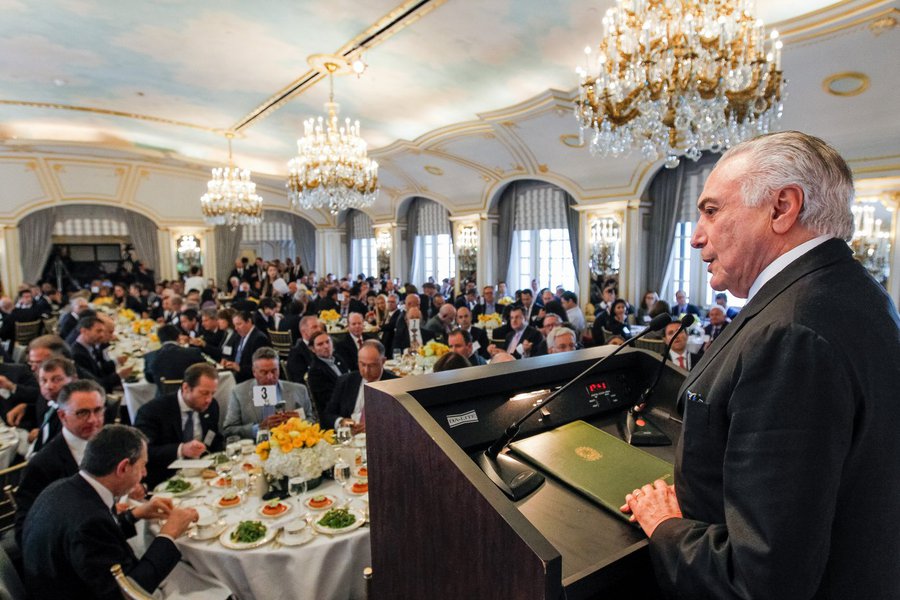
255 418 337 487
415 340 451 369
318 309 344 332
476 313 502 330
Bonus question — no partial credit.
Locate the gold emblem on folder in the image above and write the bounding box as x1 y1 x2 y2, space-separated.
575 446 602 462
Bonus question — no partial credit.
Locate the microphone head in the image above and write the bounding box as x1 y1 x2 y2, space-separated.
680 314 696 328
647 313 673 332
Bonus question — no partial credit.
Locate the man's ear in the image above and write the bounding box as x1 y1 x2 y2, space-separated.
771 184 805 234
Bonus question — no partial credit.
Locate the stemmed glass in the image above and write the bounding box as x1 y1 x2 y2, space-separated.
333 457 351 487
336 426 352 447
288 476 308 499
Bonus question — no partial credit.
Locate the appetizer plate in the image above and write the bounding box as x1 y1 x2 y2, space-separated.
346 481 370 496
258 501 293 519
215 495 244 509
302 494 338 511
313 509 366 535
153 478 199 497
219 523 277 550
188 521 227 541
207 476 234 489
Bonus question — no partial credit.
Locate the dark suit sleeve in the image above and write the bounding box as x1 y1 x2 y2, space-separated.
322 375 351 429
648 324 855 599
133 401 181 480
70 517 181 599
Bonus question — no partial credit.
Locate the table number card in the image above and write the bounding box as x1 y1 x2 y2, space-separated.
252 385 277 407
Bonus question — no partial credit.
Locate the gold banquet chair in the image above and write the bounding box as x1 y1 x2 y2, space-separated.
14 320 43 347
160 379 183 397
634 337 667 356
268 329 293 359
0 462 26 535
110 564 155 600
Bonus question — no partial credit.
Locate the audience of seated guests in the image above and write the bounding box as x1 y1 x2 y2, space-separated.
15 378 106 545
22 424 208 599
221 309 271 383
322 340 396 434
306 331 350 419
134 363 224 488
224 347 316 440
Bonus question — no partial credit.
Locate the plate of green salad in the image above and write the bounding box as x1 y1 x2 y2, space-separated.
219 520 276 550
152 477 198 497
313 507 365 535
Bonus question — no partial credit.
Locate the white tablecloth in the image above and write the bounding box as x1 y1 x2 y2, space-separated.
0 427 27 468
123 371 236 427
156 479 370 600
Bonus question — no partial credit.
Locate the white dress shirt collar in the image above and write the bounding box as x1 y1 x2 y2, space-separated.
747 235 832 302
62 426 89 466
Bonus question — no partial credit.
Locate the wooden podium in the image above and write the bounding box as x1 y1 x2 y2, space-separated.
365 346 686 599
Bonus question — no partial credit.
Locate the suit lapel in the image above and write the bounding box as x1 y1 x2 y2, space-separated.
683 238 849 391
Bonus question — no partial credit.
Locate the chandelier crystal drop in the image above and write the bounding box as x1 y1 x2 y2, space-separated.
288 62 378 215
574 0 785 168
201 134 263 229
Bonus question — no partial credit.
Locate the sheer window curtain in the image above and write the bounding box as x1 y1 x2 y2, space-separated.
214 225 243 285
405 198 420 284
121 210 160 271
348 210 374 276
409 200 452 285
19 208 57 283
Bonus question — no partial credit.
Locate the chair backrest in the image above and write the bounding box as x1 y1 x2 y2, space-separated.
42 316 59 336
14 320 43 346
0 463 27 534
110 564 155 600
268 329 293 358
634 338 667 356
160 379 183 396
279 359 291 382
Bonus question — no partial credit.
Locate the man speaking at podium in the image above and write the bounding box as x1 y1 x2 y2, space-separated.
622 132 900 599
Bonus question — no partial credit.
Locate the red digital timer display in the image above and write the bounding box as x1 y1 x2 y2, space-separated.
586 381 608 394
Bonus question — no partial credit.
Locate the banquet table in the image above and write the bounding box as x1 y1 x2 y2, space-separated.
148 478 371 600
123 370 236 427
0 426 27 468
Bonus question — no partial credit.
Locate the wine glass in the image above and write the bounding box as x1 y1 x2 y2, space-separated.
333 458 351 487
288 476 308 498
336 426 352 447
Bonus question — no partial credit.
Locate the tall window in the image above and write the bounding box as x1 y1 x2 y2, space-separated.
410 200 454 285
348 210 376 277
671 221 692 295
506 184 578 293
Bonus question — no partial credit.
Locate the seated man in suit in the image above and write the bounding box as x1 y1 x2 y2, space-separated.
143 325 208 394
15 378 105 545
183 307 227 360
391 304 433 356
71 315 132 392
334 312 370 371
221 309 271 383
306 331 349 421
454 306 490 361
134 363 224 488
22 424 199 600
29 356 79 454
323 340 396 434
423 303 456 343
223 347 316 440
547 326 577 354
177 308 202 339
0 360 39 427
489 306 542 360
670 289 701 318
663 321 700 370
446 328 487 366
57 296 91 341
704 304 729 343
286 315 323 383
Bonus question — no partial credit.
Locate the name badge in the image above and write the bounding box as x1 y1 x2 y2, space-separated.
102 348 111 362
252 385 277 407
471 340 481 353
296 408 306 421
222 345 232 356
516 343 525 356
203 430 216 447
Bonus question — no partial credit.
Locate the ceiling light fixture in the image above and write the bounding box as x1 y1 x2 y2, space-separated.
288 54 378 215
574 0 785 168
200 132 263 229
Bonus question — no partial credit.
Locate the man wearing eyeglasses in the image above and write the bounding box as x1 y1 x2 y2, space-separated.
15 378 106 545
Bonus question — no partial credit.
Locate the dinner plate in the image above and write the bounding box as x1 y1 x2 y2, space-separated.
258 501 293 519
214 495 244 509
302 494 338 511
153 478 200 497
219 522 277 550
279 528 315 546
345 482 369 496
313 509 366 535
207 476 234 489
188 521 228 541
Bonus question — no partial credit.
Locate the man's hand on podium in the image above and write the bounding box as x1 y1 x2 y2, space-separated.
620 478 682 538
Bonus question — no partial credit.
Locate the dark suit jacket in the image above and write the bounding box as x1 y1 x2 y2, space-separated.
134 392 224 488
670 302 701 317
503 326 543 359
308 296 338 316
391 317 435 356
649 239 900 599
348 299 368 316
306 354 349 420
322 370 397 428
143 342 207 393
466 326 491 360
199 327 227 360
22 474 181 599
334 333 375 371
57 311 81 340
15 432 78 545
71 341 119 392
379 310 402 357
703 321 728 341
0 362 38 426
231 327 272 383
286 339 315 383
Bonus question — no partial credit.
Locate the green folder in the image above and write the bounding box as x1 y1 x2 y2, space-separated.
509 420 674 521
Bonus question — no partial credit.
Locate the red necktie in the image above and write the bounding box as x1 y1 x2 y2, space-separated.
357 337 363 349
677 355 686 369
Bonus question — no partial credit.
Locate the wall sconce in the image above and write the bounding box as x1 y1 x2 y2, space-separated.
375 228 392 274
589 217 620 276
851 200 892 285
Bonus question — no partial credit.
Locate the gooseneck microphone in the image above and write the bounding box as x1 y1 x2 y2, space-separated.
623 314 695 446
478 312 674 500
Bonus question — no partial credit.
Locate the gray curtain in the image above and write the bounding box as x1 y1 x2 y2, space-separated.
121 209 159 270
405 198 420 283
565 194 580 285
643 153 719 292
289 214 316 274
19 208 57 283
494 183 519 286
214 225 243 286
345 210 355 275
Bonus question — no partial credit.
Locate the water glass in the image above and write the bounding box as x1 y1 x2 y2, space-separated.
226 436 242 462
336 426 352 447
288 476 308 497
333 458 351 486
392 349 402 362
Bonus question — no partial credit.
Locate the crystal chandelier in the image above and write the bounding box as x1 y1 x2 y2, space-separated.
288 57 378 215
201 133 263 228
574 0 785 168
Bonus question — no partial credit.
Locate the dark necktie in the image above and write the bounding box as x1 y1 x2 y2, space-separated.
678 355 686 369
183 411 195 442
92 346 104 368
